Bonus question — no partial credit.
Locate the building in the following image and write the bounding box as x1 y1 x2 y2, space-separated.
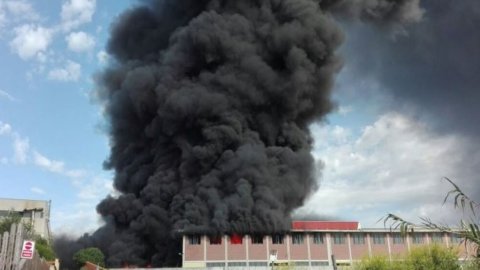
0 198 51 240
182 221 474 268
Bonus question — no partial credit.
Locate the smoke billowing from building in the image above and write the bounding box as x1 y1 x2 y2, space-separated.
54 0 423 268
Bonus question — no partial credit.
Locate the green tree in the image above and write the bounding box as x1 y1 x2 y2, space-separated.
73 247 105 267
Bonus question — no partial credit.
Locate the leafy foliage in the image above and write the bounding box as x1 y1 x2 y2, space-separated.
384 177 480 258
354 245 459 270
73 247 105 267
35 236 56 261
0 211 22 234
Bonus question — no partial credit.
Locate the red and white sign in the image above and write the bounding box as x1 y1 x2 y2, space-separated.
20 240 35 259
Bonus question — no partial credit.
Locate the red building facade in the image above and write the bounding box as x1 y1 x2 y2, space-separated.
182 221 472 268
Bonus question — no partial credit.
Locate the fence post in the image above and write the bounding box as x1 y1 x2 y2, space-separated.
0 231 9 270
12 223 24 270
5 223 17 270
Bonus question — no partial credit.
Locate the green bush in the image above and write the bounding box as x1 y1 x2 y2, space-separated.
406 245 459 270
355 245 460 270
73 247 105 267
35 236 56 261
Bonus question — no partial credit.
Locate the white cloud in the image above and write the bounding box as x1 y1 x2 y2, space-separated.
0 6 6 31
299 112 479 227
10 24 53 60
4 0 40 21
0 121 12 135
33 151 86 180
66 31 95 52
61 0 96 31
13 135 29 164
30 187 45 194
0 89 16 101
48 60 81 81
96 50 109 65
77 176 111 200
33 151 65 173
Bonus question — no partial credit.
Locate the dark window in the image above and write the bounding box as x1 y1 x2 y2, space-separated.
312 233 324 244
372 233 385 244
209 235 222 245
292 233 304 244
412 233 424 244
333 233 345 244
272 234 284 244
188 235 201 245
392 233 405 244
431 233 443 243
450 234 462 244
352 233 365 244
251 235 264 244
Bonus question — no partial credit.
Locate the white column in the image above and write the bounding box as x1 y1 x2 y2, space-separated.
225 235 229 268
386 233 392 262
203 236 207 262
245 235 249 267
406 234 411 252
306 234 311 268
266 235 270 262
286 235 291 262
367 233 372 257
326 233 333 267
182 235 186 267
347 233 353 265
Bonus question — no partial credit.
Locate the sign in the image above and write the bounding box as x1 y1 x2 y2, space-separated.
20 240 35 259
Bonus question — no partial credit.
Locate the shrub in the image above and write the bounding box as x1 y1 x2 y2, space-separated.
73 247 105 267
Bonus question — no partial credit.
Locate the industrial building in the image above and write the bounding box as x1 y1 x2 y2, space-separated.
182 221 473 268
0 198 51 240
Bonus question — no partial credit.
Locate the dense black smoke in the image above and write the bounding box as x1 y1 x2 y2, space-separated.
56 0 423 268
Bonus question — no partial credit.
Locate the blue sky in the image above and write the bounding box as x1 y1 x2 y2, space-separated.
0 0 132 234
1 0 478 236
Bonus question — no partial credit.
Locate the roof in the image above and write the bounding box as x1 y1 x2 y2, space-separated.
291 221 360 231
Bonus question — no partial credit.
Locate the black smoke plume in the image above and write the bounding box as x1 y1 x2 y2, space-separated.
55 0 423 268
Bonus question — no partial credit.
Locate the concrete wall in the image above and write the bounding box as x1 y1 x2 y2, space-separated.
0 198 50 240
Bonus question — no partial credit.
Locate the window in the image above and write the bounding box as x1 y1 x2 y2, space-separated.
450 234 462 244
207 262 225 267
392 233 405 244
333 233 345 244
312 233 324 244
209 235 222 245
291 233 304 244
431 233 443 244
249 262 268 267
272 234 284 244
230 234 243 244
352 233 365 244
251 235 264 244
228 262 246 267
188 235 201 245
295 262 309 266
372 233 385 244
412 233 424 244
312 261 329 266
